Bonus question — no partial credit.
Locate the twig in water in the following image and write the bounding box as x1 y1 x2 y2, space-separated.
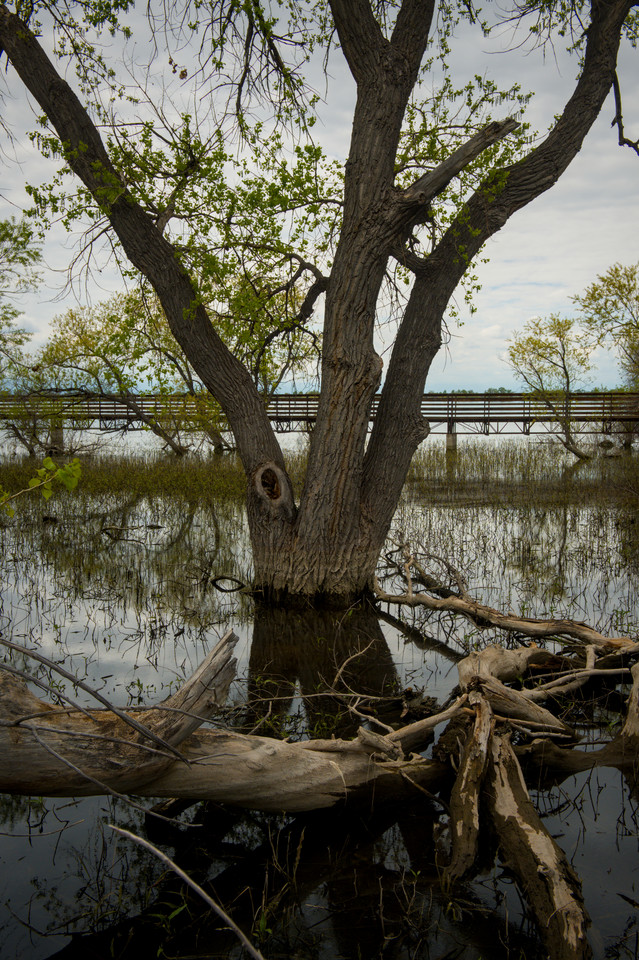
108 825 267 960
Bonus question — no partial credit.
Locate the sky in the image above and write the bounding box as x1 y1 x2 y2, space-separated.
1 3 637 393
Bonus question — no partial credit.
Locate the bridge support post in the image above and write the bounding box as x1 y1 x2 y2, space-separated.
446 427 457 453
47 418 64 457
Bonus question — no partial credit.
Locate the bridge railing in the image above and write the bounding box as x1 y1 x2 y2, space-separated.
1 391 638 434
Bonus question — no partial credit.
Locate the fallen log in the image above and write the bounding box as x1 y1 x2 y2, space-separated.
457 643 558 690
471 674 575 737
0 630 240 795
483 733 592 960
0 634 450 812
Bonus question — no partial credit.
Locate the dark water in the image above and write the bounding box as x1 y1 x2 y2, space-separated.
1 486 639 959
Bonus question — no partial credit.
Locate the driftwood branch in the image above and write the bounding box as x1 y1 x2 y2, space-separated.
109 825 267 960
374 576 638 649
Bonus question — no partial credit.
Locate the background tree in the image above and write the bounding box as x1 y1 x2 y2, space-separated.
42 293 230 455
574 262 639 388
41 283 318 455
0 216 52 454
0 216 40 387
506 314 596 460
0 0 637 602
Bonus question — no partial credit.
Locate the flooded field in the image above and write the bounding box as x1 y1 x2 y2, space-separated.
1 441 639 959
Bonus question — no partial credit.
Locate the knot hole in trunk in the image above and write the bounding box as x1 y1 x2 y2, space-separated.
260 467 280 500
252 463 296 523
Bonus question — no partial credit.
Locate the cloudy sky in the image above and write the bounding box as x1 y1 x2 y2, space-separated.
1 4 637 392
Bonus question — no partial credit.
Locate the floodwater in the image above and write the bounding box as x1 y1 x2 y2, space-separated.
1 458 639 959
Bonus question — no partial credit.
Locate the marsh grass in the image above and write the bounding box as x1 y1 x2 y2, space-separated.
407 437 639 506
2 438 637 511
0 450 248 509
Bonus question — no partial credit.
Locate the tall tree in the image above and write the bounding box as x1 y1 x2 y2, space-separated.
573 262 639 388
0 0 636 603
506 314 596 459
0 217 40 386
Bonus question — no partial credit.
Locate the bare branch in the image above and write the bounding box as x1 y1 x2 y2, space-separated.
611 70 639 156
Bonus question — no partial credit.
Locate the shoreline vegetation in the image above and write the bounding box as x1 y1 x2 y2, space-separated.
1 437 637 509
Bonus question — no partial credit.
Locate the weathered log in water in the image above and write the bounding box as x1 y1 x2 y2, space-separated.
484 733 592 960
2 633 638 811
0 631 450 811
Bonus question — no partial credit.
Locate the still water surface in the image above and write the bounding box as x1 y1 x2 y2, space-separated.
1 478 638 959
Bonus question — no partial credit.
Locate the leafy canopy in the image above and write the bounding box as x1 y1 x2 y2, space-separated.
15 0 536 334
572 262 639 388
506 314 596 396
0 217 40 387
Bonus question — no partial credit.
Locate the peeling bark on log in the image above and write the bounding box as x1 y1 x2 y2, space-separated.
621 661 639 738
457 644 557 690
471 675 575 737
0 631 240 795
0 634 449 811
445 690 493 881
134 731 448 811
457 645 576 737
484 733 592 960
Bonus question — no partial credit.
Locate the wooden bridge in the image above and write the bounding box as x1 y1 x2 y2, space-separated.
1 391 638 440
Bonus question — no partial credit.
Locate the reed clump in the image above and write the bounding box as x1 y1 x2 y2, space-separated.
2 438 637 512
0 451 248 507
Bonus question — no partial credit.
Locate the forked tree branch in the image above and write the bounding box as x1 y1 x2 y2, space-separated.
612 71 639 156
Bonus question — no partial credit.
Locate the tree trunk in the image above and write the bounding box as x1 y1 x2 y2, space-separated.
0 0 633 603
